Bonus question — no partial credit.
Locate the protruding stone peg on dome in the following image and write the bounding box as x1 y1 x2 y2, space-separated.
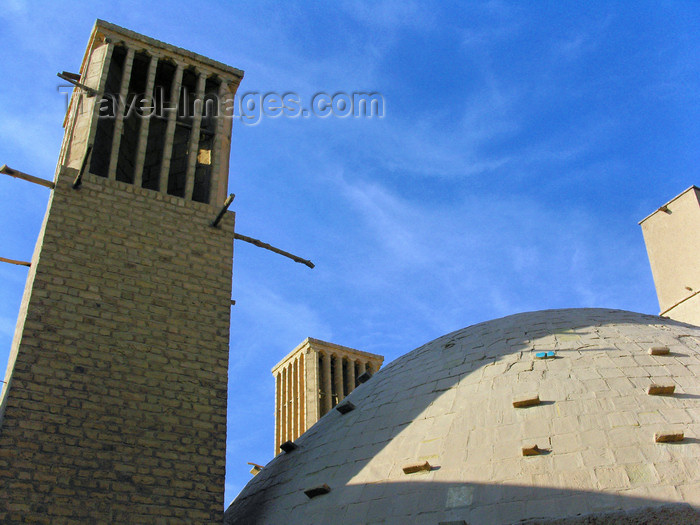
647 384 676 396
513 394 541 408
304 484 331 499
280 440 298 453
522 444 547 456
649 345 670 355
357 371 372 384
655 431 684 443
402 461 432 474
534 351 555 359
247 462 264 476
335 401 355 414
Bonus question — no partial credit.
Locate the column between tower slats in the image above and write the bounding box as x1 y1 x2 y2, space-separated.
158 62 184 192
280 366 287 447
133 54 159 188
275 371 281 453
290 359 297 441
83 41 114 167
295 357 302 440
184 70 207 199
286 363 293 443
209 80 229 202
107 46 135 180
357 360 366 377
298 355 305 436
348 358 356 390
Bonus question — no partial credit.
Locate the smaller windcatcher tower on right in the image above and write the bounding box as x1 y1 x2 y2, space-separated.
640 185 700 325
271 338 383 454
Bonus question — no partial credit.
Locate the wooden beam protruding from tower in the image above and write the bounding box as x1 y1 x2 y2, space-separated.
0 165 55 189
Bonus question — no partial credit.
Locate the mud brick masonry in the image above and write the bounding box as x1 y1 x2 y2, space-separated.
0 20 242 523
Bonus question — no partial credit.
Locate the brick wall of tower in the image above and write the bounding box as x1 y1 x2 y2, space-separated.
0 168 234 523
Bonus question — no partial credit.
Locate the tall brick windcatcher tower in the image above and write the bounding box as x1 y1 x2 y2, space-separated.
0 21 243 523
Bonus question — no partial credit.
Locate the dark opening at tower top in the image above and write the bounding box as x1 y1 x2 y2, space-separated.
66 20 243 206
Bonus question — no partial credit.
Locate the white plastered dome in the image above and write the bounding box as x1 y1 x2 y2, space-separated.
226 309 700 524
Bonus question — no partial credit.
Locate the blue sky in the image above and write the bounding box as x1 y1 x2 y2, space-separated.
1 0 699 505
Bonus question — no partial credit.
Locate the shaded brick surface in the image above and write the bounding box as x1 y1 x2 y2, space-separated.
0 171 234 524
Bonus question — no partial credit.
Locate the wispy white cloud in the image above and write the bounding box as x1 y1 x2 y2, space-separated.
340 179 431 267
459 3 523 50
340 0 436 32
324 172 655 333
0 116 62 170
553 13 615 62
228 280 333 373
4 0 27 15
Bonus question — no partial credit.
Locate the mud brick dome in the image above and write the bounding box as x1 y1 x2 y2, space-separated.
226 308 700 524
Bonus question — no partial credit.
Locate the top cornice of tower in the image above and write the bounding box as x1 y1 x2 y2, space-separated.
81 19 244 84
271 338 385 374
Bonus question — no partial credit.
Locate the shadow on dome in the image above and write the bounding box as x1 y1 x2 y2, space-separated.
227 478 699 524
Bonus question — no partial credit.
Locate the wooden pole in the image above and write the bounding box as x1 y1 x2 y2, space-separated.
0 165 55 189
233 232 315 269
211 193 236 227
0 257 31 267
57 72 97 97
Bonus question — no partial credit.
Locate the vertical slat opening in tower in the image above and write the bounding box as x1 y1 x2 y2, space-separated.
342 358 351 395
142 59 175 191
347 358 356 393
287 364 293 442
298 355 305 436
318 353 329 416
280 366 287 446
334 355 345 403
90 44 127 178
167 67 197 198
192 77 220 203
317 353 324 413
275 372 281 452
330 355 338 408
115 51 149 184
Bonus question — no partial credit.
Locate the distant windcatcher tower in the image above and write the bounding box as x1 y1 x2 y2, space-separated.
640 186 700 326
0 20 242 523
272 338 383 454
